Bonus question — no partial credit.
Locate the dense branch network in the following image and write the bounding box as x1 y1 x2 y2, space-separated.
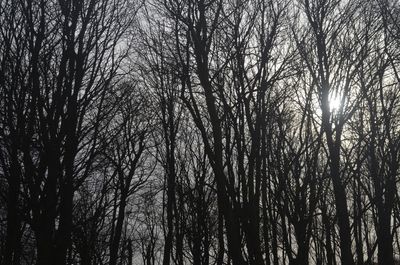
1 0 400 265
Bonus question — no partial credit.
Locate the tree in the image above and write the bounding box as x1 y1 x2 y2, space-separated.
0 0 135 264
293 0 373 263
102 83 152 265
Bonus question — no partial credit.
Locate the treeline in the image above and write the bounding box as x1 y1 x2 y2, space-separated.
1 0 400 264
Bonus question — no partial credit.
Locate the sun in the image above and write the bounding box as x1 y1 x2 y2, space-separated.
329 96 341 112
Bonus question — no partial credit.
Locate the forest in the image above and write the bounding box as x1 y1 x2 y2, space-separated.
0 0 400 264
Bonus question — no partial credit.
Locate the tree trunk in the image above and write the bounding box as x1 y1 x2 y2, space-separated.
329 146 354 265
3 150 22 265
109 192 127 265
